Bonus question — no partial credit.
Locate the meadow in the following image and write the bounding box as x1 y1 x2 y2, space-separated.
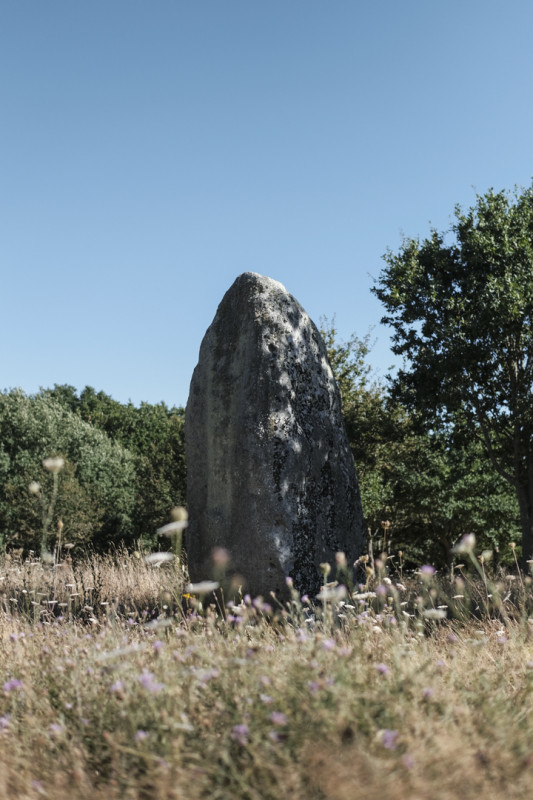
0 539 532 800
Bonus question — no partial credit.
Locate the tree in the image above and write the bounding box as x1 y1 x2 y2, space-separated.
42 385 187 545
322 321 520 567
320 319 386 468
381 424 520 568
373 184 533 563
0 390 136 552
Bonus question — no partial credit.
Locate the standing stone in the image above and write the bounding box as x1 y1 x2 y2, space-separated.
185 272 364 600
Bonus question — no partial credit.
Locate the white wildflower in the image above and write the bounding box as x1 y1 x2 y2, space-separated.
422 608 447 620
186 581 219 595
43 457 65 473
144 552 174 566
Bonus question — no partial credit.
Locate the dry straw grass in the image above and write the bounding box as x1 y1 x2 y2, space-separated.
0 539 532 799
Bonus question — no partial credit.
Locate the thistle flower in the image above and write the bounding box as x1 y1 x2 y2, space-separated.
3 678 23 693
49 723 63 739
0 715 11 731
230 724 249 746
380 729 398 750
138 670 164 693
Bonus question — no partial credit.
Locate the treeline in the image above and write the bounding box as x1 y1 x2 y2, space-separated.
0 337 520 568
0 386 185 554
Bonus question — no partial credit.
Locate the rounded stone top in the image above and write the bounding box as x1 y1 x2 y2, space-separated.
233 271 288 292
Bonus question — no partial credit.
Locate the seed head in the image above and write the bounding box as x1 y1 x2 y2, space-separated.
43 457 65 474
171 506 188 522
335 552 347 569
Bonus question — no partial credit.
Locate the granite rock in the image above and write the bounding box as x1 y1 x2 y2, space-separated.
185 272 364 600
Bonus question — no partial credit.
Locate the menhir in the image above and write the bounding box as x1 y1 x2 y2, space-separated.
185 272 364 601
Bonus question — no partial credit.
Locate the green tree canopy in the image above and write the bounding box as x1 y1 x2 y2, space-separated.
322 321 520 568
0 390 136 552
373 184 533 563
42 385 187 545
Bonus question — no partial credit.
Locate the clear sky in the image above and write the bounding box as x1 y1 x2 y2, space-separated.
2 1 533 408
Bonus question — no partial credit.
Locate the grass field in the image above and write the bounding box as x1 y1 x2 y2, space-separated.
0 542 532 800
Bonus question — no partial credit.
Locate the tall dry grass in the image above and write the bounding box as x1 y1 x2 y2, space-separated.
0 541 532 799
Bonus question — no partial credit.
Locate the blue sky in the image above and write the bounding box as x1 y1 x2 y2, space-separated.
2 1 533 408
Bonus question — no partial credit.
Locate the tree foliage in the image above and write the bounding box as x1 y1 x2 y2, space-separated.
322 320 520 568
42 385 187 546
0 390 136 552
0 386 187 554
373 184 533 562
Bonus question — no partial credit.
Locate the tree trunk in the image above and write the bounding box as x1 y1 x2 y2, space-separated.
516 483 533 568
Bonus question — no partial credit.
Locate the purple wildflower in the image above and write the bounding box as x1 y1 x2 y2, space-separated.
420 565 436 576
381 729 399 750
199 668 219 684
3 678 23 693
375 663 390 675
230 723 249 746
135 730 148 742
269 711 288 726
138 670 164 693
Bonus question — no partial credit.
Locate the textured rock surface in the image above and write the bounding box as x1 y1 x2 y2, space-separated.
185 272 364 600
